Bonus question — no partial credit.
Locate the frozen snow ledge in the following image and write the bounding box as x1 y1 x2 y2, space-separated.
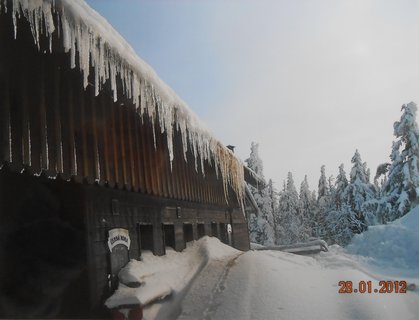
105 237 241 319
0 0 245 206
253 239 329 255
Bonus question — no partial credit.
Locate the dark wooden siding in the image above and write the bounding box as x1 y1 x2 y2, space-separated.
0 6 250 319
0 11 240 209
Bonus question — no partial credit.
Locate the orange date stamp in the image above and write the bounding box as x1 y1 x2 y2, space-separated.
338 281 407 294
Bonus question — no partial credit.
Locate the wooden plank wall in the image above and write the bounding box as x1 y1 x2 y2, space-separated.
0 12 239 209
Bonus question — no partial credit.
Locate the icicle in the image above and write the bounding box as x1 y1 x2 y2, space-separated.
70 22 76 68
61 15 71 52
94 39 100 90
0 0 6 14
109 58 117 102
56 11 60 39
6 0 246 208
12 0 20 39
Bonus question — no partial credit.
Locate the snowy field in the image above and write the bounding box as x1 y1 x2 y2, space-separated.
108 205 419 320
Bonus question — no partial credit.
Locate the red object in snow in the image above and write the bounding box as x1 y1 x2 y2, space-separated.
110 305 143 320
111 308 125 320
128 306 143 320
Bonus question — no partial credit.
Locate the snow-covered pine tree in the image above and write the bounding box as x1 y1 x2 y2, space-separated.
266 179 283 244
274 182 287 244
342 150 374 230
299 175 315 239
316 165 332 238
328 175 336 209
383 102 419 220
335 164 348 209
245 142 275 245
362 162 392 225
278 172 302 244
245 142 264 179
326 204 363 246
374 163 390 192
318 165 329 199
324 163 364 245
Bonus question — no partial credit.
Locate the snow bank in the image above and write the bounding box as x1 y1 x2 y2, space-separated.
346 205 419 277
181 245 419 320
105 237 239 309
105 234 419 320
0 0 245 206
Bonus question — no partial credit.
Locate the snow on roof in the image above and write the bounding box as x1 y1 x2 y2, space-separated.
1 0 244 206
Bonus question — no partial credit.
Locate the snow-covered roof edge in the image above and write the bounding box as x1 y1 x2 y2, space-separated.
0 0 244 207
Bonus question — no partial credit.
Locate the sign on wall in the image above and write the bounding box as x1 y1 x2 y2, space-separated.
107 228 131 252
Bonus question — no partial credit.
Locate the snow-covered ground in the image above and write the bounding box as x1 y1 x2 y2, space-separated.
347 204 419 280
108 205 419 320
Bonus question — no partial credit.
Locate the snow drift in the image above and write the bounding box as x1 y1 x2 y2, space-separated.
106 235 419 320
347 204 419 277
105 237 239 310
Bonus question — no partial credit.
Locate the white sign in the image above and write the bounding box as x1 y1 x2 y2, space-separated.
107 228 131 252
227 224 232 234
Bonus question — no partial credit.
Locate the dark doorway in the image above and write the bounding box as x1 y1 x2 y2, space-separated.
163 224 175 249
197 223 205 239
211 222 218 238
139 224 154 254
183 223 194 244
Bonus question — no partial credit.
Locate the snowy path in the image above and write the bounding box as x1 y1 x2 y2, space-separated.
117 208 419 320
175 249 419 320
176 252 244 320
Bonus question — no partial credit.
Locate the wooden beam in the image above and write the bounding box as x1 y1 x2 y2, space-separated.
95 92 107 186
117 103 128 189
104 92 116 188
73 76 85 183
0 50 11 166
126 104 137 191
133 109 146 193
45 54 63 176
89 85 100 183
140 114 152 194
0 8 11 166
38 56 48 172
58 65 75 180
110 101 121 187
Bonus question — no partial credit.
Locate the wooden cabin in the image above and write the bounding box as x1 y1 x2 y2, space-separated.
0 0 253 318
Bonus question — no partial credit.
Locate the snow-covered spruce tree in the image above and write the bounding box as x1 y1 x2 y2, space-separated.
374 163 390 188
278 172 302 244
334 164 348 209
361 163 392 225
245 142 275 245
274 182 287 244
265 179 284 244
382 102 419 220
326 204 364 246
342 150 374 231
253 180 277 245
318 165 329 199
316 165 333 238
245 142 264 179
324 163 363 245
328 175 336 209
299 175 316 239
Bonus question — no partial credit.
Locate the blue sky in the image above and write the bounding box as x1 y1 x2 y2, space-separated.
86 0 225 119
86 0 419 191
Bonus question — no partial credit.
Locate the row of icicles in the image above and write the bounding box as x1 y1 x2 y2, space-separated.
0 0 245 209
